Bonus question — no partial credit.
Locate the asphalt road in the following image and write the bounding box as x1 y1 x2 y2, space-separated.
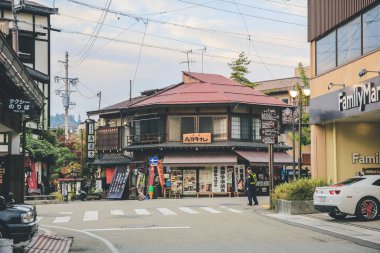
36 197 379 253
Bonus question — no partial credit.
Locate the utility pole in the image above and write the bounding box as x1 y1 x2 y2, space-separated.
55 52 78 141
11 0 19 55
97 91 102 110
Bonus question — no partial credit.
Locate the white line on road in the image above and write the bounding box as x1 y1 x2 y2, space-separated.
53 216 71 223
157 208 177 215
59 212 73 215
135 209 150 215
110 210 124 216
37 217 43 222
220 206 243 213
179 207 199 214
83 226 191 232
83 211 98 221
200 207 222 214
41 225 119 253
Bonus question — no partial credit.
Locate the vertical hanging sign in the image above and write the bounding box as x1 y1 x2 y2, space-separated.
86 119 96 160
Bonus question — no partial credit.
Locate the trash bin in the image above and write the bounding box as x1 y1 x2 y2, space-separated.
0 239 13 253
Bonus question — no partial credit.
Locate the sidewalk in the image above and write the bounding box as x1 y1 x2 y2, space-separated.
260 209 380 250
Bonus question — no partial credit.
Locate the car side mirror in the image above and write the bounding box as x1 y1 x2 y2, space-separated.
0 196 6 211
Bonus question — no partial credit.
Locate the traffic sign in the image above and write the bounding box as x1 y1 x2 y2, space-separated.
261 109 280 121
261 120 277 129
149 156 159 166
262 136 277 144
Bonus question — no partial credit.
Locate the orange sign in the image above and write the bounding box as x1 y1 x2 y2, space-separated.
157 160 165 187
183 133 211 144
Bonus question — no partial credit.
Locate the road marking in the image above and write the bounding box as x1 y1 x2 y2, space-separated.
200 207 222 214
110 210 124 216
41 225 119 253
157 208 177 216
220 206 243 213
83 226 191 232
135 209 150 215
37 216 43 222
179 207 199 214
83 211 98 221
53 216 71 223
59 211 73 215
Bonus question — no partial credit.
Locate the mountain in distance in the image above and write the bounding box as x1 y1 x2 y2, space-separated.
50 113 80 130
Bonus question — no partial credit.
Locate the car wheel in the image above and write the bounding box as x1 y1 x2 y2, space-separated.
328 210 347 220
356 197 379 221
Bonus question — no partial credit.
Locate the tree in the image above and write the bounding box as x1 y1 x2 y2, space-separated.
297 62 310 146
228 52 257 88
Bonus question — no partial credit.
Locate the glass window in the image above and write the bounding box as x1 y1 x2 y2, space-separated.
168 116 180 141
282 98 289 104
0 134 7 144
252 118 261 141
134 121 141 141
241 117 250 140
213 116 227 140
316 31 336 75
231 117 240 139
363 5 380 54
373 179 380 186
332 177 365 186
338 16 361 65
181 117 196 135
199 117 213 133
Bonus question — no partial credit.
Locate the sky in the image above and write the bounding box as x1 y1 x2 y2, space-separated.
37 0 309 120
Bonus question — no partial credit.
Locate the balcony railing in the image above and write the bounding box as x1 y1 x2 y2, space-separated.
126 133 165 145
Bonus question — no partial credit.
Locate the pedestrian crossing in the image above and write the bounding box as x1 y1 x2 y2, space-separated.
39 205 246 225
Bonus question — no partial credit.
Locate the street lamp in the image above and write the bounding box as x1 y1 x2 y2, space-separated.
358 69 380 78
289 86 310 179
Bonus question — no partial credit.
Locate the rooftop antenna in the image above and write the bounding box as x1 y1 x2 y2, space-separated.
179 49 195 72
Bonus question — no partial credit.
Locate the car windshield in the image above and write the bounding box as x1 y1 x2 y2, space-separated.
332 177 365 187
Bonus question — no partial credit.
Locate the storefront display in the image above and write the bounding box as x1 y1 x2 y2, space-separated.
199 168 212 192
170 169 183 194
183 169 196 195
234 165 245 192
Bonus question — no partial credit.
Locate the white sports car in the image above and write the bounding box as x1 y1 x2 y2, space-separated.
313 175 380 221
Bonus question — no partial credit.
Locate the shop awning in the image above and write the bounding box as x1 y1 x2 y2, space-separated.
91 155 132 166
235 150 294 165
163 153 237 166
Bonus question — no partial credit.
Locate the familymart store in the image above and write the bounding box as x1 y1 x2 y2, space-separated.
310 76 380 182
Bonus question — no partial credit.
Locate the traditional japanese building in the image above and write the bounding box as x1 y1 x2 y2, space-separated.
89 72 292 198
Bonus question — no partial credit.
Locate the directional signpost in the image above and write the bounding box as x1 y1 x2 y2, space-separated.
260 109 280 197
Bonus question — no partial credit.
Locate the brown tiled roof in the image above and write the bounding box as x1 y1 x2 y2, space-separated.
129 72 288 109
255 77 304 93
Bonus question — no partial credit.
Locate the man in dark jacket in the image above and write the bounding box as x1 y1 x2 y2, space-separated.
245 167 258 206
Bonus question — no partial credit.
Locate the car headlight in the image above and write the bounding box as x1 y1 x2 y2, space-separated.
21 211 33 223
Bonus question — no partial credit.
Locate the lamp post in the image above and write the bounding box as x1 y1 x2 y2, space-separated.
289 86 310 179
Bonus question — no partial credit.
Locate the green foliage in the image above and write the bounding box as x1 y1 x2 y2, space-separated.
50 191 64 202
26 134 58 164
272 178 328 205
228 52 258 88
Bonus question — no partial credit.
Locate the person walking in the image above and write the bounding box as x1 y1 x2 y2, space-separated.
245 167 258 206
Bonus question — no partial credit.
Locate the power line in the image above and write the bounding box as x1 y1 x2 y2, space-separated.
140 0 219 16
175 0 306 26
259 0 307 9
132 21 148 90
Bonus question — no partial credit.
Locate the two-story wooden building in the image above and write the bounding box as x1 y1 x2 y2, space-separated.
89 72 293 198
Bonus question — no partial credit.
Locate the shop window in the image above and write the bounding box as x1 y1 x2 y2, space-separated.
199 168 212 192
181 117 196 135
363 5 380 54
199 116 213 133
213 116 227 140
231 116 241 139
134 121 141 141
0 134 8 144
337 16 361 66
316 30 336 75
252 118 261 141
168 116 181 141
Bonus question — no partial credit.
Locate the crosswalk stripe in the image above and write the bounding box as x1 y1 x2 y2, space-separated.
36 217 43 222
59 211 73 215
178 207 199 214
53 216 71 223
135 209 150 215
110 210 124 216
220 206 243 213
200 207 222 214
157 208 177 216
83 211 98 221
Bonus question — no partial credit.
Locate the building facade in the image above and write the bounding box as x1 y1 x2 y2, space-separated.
308 0 380 182
89 72 293 198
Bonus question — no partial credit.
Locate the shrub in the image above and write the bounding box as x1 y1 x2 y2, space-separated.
50 191 64 202
272 178 328 207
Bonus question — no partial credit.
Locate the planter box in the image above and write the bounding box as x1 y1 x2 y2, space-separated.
275 199 317 215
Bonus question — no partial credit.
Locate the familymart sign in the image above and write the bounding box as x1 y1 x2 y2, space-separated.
339 82 380 112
